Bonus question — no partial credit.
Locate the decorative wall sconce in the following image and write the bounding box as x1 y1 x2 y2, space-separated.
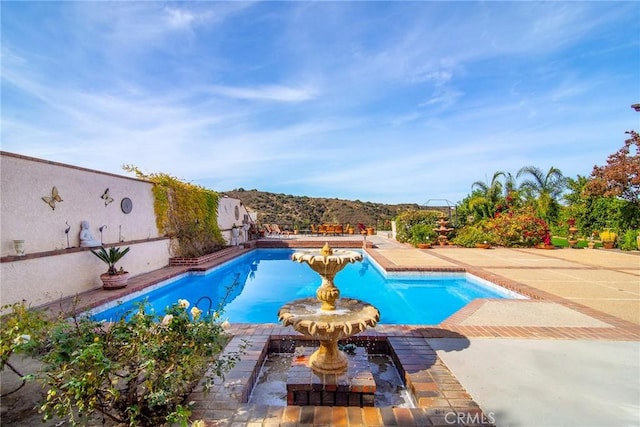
99 225 107 244
65 221 71 248
42 186 63 210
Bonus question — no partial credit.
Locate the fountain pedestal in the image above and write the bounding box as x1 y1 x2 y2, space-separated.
286 346 376 407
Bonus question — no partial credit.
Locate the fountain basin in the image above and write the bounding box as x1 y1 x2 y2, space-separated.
279 297 380 373
291 245 363 310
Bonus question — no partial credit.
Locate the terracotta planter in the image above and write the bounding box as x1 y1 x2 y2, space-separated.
587 242 595 249
475 243 491 249
367 227 375 236
602 241 615 249
100 272 129 290
417 243 432 249
538 244 555 250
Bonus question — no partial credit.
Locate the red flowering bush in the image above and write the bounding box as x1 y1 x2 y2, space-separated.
488 208 549 247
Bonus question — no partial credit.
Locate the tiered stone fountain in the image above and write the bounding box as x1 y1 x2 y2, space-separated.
278 243 380 373
278 243 380 406
434 214 454 246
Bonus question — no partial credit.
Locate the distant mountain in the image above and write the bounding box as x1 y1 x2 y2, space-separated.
222 189 421 229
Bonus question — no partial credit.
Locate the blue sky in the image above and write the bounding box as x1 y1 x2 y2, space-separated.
2 1 639 205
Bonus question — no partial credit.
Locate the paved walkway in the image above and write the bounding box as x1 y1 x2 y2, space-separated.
369 235 640 427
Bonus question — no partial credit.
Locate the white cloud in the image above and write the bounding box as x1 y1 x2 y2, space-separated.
207 84 318 103
164 7 196 30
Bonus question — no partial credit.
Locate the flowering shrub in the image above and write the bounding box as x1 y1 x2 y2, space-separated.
1 299 242 426
488 208 550 247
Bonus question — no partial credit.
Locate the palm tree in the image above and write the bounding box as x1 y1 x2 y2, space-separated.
469 171 508 219
516 166 566 223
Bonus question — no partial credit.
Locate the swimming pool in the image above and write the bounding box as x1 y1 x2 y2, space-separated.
92 249 523 325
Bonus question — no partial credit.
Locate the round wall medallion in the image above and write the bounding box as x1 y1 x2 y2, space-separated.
121 197 133 214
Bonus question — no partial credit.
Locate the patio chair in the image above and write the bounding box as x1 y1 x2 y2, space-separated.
263 224 277 237
271 224 291 238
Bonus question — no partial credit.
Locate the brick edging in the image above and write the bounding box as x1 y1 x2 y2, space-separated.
190 329 495 426
169 246 243 266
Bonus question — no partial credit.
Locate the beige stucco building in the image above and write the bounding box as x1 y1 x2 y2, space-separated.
0 151 250 308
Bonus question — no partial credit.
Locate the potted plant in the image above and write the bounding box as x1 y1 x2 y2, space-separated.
410 224 437 248
417 238 432 249
599 229 617 249
538 231 555 249
91 246 131 289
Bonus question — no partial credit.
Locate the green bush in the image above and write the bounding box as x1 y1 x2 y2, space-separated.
451 223 496 247
1 301 51 372
1 300 243 427
395 210 442 244
408 223 438 246
620 229 639 251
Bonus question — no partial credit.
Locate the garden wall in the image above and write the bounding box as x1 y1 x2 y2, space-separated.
218 196 254 245
0 151 171 307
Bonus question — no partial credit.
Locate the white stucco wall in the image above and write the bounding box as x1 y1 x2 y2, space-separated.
1 152 160 256
218 196 254 245
1 239 171 308
0 151 172 307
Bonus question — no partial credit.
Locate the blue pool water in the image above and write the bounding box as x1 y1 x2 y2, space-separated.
92 249 520 325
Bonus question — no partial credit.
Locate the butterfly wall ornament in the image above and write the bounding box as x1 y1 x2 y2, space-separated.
42 186 63 210
101 188 114 207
